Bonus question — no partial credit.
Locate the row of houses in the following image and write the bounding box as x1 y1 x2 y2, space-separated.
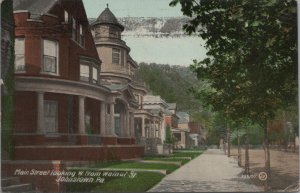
1 0 207 191
1 0 205 162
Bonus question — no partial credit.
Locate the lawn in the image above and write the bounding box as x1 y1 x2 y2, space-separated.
65 170 164 192
66 150 204 192
93 172 164 192
143 157 191 165
171 151 203 158
94 161 180 173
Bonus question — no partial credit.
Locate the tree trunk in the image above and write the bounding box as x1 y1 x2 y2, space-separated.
223 138 227 155
244 127 250 175
263 125 271 191
237 129 242 167
227 124 231 157
293 134 296 153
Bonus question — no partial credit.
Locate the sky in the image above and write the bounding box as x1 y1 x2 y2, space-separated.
83 0 207 66
82 0 182 18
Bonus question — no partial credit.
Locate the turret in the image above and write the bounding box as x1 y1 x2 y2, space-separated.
92 5 137 84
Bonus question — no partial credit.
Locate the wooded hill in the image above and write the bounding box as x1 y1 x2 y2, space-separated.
135 62 203 114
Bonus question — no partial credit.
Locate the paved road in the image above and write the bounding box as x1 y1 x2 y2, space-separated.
149 149 263 192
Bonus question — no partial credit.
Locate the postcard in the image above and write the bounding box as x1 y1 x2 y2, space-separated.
1 0 299 192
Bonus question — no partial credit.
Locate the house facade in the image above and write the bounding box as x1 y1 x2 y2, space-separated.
91 6 140 142
91 7 174 155
12 0 144 161
176 111 191 149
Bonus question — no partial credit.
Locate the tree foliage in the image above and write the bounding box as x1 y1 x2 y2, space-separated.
135 62 205 113
170 0 297 126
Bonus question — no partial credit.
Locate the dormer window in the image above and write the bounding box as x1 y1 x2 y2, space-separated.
42 39 58 74
112 48 120 64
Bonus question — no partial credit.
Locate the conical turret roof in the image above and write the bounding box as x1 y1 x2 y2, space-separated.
92 6 124 31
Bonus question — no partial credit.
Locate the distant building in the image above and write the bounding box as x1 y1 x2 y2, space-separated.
189 122 206 146
142 95 167 142
141 95 173 154
165 103 179 129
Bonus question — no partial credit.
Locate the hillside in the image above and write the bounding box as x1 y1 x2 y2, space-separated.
135 62 203 112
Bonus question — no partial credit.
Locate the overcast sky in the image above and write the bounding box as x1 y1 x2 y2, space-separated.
83 0 207 66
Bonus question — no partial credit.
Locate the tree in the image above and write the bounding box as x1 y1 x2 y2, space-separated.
1 0 15 158
165 126 175 144
170 0 297 190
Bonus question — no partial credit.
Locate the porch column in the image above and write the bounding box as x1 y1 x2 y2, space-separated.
152 121 155 138
100 101 106 135
78 96 85 134
130 112 134 137
142 116 145 137
158 121 162 139
181 131 185 148
126 109 130 136
109 103 115 136
37 91 45 134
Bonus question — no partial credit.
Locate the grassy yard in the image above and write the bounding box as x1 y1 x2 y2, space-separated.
94 161 180 173
93 172 164 192
171 151 203 158
66 150 204 192
143 157 191 164
66 170 164 192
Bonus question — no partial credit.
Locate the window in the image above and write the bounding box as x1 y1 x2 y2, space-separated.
79 24 84 46
15 38 25 72
64 10 69 23
80 64 89 82
44 101 58 134
92 67 98 83
43 39 58 74
112 48 120 64
72 17 76 40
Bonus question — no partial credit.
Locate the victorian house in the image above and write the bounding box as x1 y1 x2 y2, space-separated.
12 0 144 161
91 7 171 155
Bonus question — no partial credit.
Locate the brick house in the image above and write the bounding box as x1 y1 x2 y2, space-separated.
12 0 144 161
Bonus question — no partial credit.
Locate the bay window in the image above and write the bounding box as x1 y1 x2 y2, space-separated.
43 39 58 74
79 24 84 46
92 67 98 83
80 64 89 82
15 38 25 72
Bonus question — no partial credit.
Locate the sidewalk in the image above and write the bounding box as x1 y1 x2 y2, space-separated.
149 149 263 192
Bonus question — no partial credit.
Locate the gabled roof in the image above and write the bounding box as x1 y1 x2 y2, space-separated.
92 6 124 31
13 0 58 18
